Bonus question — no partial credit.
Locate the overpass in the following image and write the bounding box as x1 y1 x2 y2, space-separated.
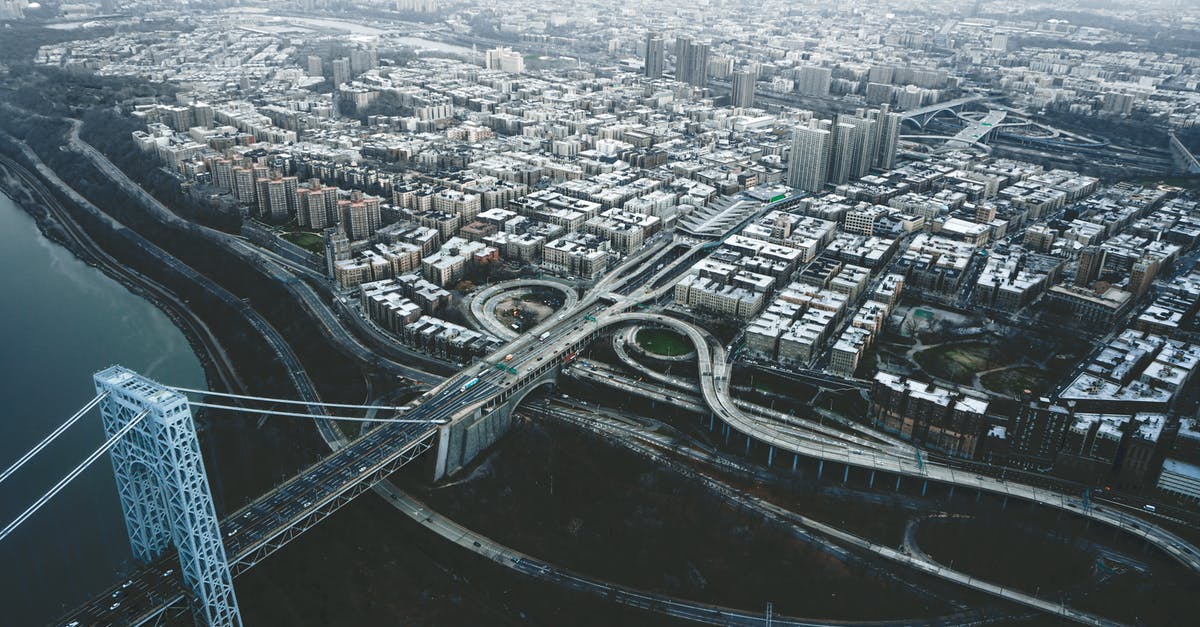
36 218 1200 626
900 95 989 129
1169 131 1200 174
47 275 1198 626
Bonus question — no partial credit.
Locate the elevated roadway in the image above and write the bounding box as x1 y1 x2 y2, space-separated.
594 312 1200 579
468 278 579 340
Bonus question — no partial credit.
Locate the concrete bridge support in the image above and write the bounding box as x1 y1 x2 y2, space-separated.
434 370 559 481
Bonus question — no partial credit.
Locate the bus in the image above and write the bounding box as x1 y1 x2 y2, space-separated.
460 377 480 392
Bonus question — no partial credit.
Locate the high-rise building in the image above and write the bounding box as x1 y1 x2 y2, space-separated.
1076 246 1107 288
340 190 383 240
839 113 877 179
795 66 831 97
1008 398 1074 471
787 123 832 193
674 34 692 77
232 166 257 205
325 228 352 278
828 121 859 185
731 68 755 108
306 55 323 78
644 33 664 79
331 57 352 87
350 48 378 74
1129 256 1161 297
674 36 708 87
210 157 234 192
684 40 709 87
872 105 902 170
484 46 525 74
191 103 214 128
256 175 294 221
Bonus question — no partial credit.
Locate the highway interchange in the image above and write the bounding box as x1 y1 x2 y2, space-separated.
33 126 1200 627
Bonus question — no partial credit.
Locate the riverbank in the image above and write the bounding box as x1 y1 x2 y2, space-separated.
0 165 229 397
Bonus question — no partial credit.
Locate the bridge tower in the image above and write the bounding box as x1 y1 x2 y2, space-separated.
94 366 242 627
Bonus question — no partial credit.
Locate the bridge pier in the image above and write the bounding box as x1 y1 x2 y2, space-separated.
744 434 751 457
817 460 824 480
948 485 955 501
709 413 715 431
842 464 850 484
767 446 774 467
921 480 928 497
895 476 902 491
792 454 798 472
869 470 875 488
435 372 556 481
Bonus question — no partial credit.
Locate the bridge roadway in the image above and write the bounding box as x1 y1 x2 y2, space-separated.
48 179 1197 622
57 234 684 625
592 312 1200 579
568 358 911 458
947 109 1006 150
468 278 580 340
900 95 988 125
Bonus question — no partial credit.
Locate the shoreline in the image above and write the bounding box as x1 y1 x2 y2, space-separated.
0 159 232 400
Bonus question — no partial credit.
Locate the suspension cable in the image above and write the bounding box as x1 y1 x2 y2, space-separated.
0 409 148 544
187 401 446 424
0 393 107 486
169 387 413 412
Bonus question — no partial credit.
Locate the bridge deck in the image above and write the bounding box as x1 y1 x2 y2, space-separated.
58 419 440 626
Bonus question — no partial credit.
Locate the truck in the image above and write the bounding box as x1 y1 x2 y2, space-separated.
460 377 480 392
539 332 550 341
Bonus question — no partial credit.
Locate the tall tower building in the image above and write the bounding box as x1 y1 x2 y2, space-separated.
828 121 859 185
685 41 709 87
644 33 664 79
306 55 323 78
674 34 693 79
840 113 877 179
256 176 291 221
873 105 902 170
731 68 755 108
1075 246 1107 288
787 124 832 193
796 66 832 97
1129 256 1160 297
331 57 352 87
232 166 257 205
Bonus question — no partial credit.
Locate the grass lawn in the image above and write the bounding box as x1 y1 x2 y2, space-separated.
914 341 1004 384
635 328 692 357
281 231 325 253
980 367 1052 397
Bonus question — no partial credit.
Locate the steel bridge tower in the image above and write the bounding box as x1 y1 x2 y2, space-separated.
94 366 242 627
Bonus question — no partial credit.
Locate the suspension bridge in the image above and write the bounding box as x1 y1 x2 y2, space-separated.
4 366 445 627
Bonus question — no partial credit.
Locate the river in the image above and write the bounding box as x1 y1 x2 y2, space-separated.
0 191 205 624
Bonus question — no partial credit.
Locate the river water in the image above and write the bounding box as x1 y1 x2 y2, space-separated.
0 192 205 624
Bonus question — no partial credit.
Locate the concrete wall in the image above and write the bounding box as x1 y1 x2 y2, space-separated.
434 373 558 480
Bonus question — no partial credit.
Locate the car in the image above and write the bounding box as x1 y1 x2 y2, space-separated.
162 569 175 577
112 591 121 598
109 602 121 611
122 580 133 588
358 466 367 473
1143 504 1157 513
473 541 481 547
302 500 313 508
